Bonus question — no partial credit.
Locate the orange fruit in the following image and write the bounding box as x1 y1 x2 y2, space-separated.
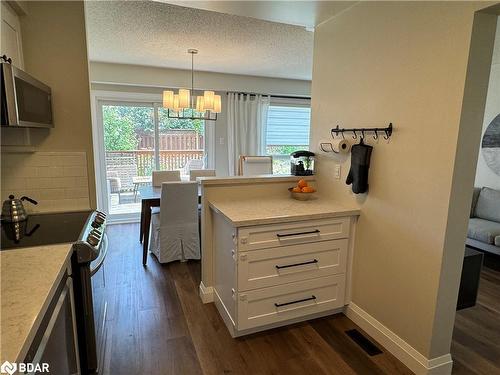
298 179 308 188
301 186 315 193
292 186 302 193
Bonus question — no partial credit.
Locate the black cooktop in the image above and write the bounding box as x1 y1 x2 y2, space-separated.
0 210 93 250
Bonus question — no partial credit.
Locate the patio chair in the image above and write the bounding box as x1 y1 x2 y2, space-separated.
106 171 123 204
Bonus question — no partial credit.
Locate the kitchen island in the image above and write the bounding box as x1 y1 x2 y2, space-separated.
208 195 360 337
0 244 74 366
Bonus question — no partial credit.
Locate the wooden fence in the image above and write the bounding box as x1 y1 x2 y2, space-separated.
137 130 203 150
106 150 204 190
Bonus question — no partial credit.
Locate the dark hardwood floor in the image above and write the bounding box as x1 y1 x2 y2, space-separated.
102 223 412 375
451 254 500 375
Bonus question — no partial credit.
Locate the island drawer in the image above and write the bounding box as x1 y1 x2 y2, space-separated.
237 239 348 291
237 218 350 252
237 274 345 330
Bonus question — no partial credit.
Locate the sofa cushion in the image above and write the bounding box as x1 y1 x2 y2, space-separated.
470 187 481 218
468 218 500 244
475 187 500 223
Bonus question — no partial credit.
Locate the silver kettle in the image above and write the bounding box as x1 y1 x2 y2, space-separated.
1 195 38 223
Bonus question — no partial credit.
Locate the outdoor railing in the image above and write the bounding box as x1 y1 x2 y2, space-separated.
105 150 204 190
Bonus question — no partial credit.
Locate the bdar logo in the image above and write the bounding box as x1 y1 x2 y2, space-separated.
0 361 17 375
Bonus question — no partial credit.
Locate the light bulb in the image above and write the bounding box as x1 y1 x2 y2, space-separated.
203 91 215 110
178 89 190 108
196 96 205 112
213 95 221 113
173 94 180 112
162 90 174 109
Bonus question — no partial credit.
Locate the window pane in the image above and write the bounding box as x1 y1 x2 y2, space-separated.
266 105 311 174
157 108 205 175
102 104 154 215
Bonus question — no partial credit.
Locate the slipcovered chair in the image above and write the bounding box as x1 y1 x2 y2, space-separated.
152 170 180 187
238 156 273 176
149 182 200 263
189 169 216 181
182 159 204 175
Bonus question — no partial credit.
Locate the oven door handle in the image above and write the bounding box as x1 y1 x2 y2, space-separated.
90 234 108 276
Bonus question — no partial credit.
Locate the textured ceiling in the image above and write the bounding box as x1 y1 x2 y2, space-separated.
162 1 356 29
85 1 314 80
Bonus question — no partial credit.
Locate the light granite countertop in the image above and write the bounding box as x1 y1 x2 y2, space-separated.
1 244 73 364
209 196 360 227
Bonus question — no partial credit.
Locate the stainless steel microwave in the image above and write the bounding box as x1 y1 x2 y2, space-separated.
1 62 53 128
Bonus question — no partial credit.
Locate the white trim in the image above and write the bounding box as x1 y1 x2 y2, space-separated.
199 281 214 303
344 303 453 375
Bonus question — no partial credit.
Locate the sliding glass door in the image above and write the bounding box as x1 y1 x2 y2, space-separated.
95 99 206 222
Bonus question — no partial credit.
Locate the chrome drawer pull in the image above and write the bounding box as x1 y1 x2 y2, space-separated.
275 259 318 270
276 229 320 238
275 295 316 308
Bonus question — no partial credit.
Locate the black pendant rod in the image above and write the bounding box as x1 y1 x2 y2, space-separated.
331 123 393 140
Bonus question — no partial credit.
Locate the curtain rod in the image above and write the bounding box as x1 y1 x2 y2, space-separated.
226 91 311 100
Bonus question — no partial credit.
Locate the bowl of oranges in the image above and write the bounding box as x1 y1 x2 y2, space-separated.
289 179 316 201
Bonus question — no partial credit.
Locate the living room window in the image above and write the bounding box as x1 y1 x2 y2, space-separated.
265 99 311 174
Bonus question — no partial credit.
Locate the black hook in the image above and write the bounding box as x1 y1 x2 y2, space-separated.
383 130 390 140
352 130 357 139
373 130 379 140
361 130 365 139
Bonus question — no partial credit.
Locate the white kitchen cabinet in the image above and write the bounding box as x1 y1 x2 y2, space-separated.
212 210 355 337
1 1 24 68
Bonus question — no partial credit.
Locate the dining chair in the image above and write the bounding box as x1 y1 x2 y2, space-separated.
189 169 216 181
238 156 273 176
152 170 180 187
149 181 200 263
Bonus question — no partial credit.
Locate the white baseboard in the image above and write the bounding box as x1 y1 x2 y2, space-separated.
344 303 453 375
199 281 214 303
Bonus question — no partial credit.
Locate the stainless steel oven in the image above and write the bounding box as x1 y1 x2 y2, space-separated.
1 210 108 375
1 62 53 128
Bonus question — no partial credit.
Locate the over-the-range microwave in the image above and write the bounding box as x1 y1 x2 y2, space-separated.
1 62 53 128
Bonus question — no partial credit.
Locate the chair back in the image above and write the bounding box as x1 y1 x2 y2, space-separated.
152 170 180 187
190 169 216 181
183 159 204 174
160 182 198 226
238 156 273 176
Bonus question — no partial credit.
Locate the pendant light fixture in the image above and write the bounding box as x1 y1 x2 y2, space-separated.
162 49 221 121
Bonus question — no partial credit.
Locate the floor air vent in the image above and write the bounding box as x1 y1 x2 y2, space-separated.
345 329 383 356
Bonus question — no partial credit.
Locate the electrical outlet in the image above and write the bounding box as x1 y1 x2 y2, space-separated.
219 137 225 145
334 164 341 179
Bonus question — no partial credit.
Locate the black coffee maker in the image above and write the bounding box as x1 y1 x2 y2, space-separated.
290 151 315 176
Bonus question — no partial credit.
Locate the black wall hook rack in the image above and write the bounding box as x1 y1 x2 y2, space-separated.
331 123 393 140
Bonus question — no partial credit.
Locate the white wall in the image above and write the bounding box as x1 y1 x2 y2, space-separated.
475 17 500 190
89 62 311 176
310 1 495 368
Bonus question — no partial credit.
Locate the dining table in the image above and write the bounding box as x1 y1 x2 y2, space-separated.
138 184 202 265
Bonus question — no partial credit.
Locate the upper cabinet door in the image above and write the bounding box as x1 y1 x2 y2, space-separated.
1 2 24 69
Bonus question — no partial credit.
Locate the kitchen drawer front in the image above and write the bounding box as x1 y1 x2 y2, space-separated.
238 239 348 291
237 274 345 331
238 218 350 252
238 217 350 252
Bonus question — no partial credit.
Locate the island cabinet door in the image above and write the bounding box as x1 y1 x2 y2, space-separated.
237 239 348 291
236 274 345 331
237 218 350 252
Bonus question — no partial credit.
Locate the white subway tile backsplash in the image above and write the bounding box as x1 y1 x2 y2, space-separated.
1 151 90 213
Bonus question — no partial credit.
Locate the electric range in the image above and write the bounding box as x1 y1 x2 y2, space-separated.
0 210 108 375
